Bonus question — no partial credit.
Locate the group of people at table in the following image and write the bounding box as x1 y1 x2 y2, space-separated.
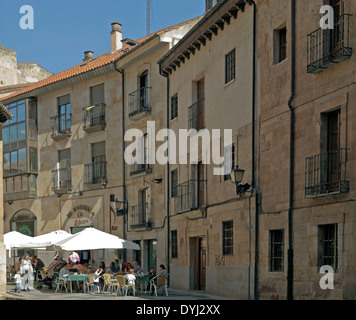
13 250 167 295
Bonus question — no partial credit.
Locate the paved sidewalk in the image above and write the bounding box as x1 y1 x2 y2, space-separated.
6 284 233 301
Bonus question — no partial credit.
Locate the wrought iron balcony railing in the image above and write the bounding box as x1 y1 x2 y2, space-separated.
129 203 150 228
129 162 152 176
307 14 352 74
50 113 72 141
128 86 151 119
84 161 107 185
82 103 106 132
188 98 205 131
51 167 72 193
305 148 349 198
174 179 206 213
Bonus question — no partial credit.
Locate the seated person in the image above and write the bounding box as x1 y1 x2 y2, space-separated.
133 261 144 277
58 262 69 280
124 269 136 295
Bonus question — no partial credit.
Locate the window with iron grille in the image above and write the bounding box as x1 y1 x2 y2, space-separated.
171 230 178 258
171 93 178 120
318 224 338 270
225 49 236 84
171 169 178 198
223 220 233 255
269 229 284 272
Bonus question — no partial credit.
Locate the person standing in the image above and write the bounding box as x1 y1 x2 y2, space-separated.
68 251 80 264
20 253 33 291
91 267 102 294
14 270 22 293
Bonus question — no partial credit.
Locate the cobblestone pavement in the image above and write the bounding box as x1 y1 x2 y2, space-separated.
6 284 233 300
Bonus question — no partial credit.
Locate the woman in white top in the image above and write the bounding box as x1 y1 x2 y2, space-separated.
20 253 33 291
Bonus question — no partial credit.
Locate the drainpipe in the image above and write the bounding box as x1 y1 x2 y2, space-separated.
159 63 170 284
246 0 258 301
287 0 296 301
114 64 127 262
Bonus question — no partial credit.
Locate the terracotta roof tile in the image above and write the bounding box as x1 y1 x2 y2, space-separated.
1 16 201 103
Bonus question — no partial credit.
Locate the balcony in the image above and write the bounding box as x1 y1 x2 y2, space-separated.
82 103 106 134
188 98 205 131
307 14 352 74
129 162 152 176
51 167 72 194
129 203 151 229
128 86 152 120
50 113 72 141
305 148 349 198
84 161 107 185
174 179 206 213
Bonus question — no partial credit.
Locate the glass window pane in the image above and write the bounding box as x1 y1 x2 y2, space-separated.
30 174 37 192
18 148 26 172
9 107 16 124
4 153 10 175
18 123 26 141
30 149 37 171
10 125 17 143
11 151 18 173
17 103 25 122
3 127 9 144
29 122 37 140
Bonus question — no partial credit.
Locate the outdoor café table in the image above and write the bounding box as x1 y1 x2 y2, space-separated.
67 274 89 293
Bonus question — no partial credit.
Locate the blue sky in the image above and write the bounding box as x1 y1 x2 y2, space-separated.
0 0 205 74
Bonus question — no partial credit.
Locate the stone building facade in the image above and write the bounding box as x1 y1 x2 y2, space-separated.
257 0 356 300
1 0 356 300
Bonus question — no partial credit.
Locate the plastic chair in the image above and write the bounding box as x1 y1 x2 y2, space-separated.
86 273 94 293
55 277 68 293
116 275 135 296
151 274 168 296
102 273 119 295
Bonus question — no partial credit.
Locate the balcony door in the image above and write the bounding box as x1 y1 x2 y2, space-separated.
91 141 106 184
139 71 149 109
329 0 342 53
58 95 70 133
57 149 71 188
327 110 340 190
141 188 148 224
192 162 205 207
196 78 205 130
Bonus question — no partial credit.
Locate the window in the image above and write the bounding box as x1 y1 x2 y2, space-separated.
29 148 37 171
224 143 235 181
274 27 287 64
57 94 71 133
171 169 178 198
90 83 105 106
225 49 236 84
171 94 178 120
223 220 233 255
269 229 284 272
318 224 338 270
171 230 178 258
18 148 26 173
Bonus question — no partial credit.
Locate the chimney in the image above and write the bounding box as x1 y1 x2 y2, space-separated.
111 22 123 52
83 50 94 62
